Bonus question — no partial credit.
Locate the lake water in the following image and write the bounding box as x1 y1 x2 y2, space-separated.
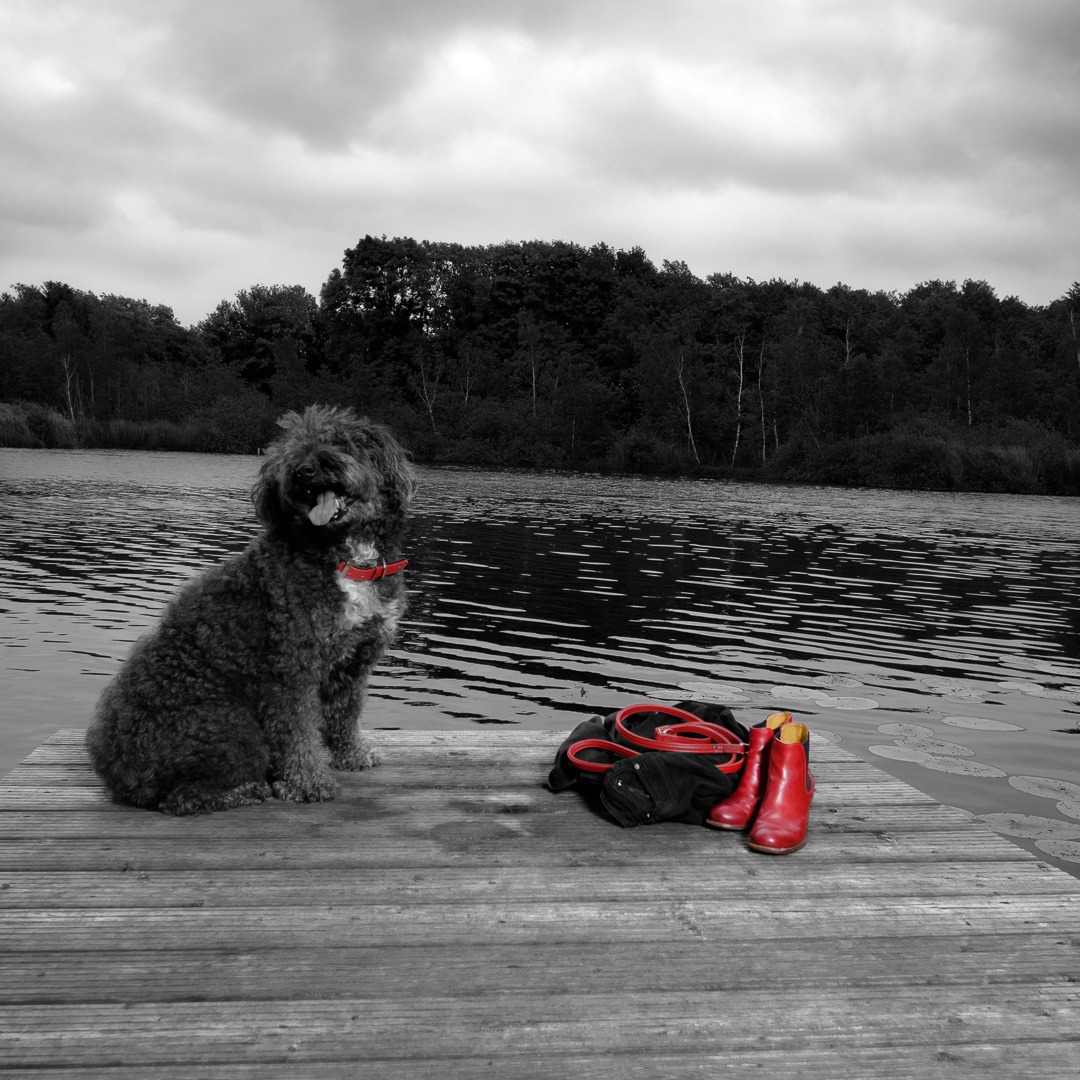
2 447 1079 877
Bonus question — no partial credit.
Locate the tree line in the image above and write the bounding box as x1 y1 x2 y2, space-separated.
3 236 1080 493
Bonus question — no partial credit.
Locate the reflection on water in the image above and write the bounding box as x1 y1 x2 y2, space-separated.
2 448 1079 875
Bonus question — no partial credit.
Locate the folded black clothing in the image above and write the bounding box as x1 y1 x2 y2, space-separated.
547 700 749 828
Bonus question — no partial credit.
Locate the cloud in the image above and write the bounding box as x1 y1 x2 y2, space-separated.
0 0 1077 326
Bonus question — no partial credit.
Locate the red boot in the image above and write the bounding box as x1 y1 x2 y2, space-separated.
747 721 814 855
707 711 791 831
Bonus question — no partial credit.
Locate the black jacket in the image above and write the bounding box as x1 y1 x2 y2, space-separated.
547 700 749 827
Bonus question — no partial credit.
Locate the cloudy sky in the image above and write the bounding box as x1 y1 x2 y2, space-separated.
2 0 1077 326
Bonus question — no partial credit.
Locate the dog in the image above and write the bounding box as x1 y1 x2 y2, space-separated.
86 404 416 815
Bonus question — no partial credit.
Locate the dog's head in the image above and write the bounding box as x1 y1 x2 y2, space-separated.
252 405 416 548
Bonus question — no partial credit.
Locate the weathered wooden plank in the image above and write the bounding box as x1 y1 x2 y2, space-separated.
0 826 1033 872
18 726 566 758
0 1046 1077 1080
0 774 912 817
0 800 971 845
9 726 859 765
0 771 886 813
0 755 904 790
0 778 936 822
0 763 871 798
3 933 1076 1005
2 986 1079 1066
1 893 1074 954
0 781 995 843
20 725 849 751
0 858 1069 909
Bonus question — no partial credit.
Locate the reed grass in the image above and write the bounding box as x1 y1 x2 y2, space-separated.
79 418 210 452
0 402 79 448
0 402 216 453
0 403 35 447
764 425 1080 495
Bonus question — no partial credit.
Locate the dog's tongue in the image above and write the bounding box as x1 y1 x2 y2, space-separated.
307 490 338 526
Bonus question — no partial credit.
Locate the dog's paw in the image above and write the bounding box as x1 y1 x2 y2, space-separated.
330 739 381 771
271 772 340 804
159 781 272 816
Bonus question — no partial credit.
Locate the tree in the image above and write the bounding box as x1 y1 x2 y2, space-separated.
409 337 444 434
1064 282 1080 377
198 284 320 394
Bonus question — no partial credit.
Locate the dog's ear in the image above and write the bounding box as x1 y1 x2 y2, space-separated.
251 454 286 528
251 411 305 529
364 422 418 514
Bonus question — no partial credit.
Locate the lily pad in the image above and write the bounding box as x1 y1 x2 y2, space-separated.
769 685 823 701
916 755 1005 778
941 687 987 702
940 715 1025 732
1008 775 1080 802
867 744 935 765
677 681 750 701
922 678 986 701
1031 658 1080 678
1033 838 1080 863
976 813 1080 841
877 723 935 738
811 674 864 688
895 736 974 758
997 680 1055 698
815 695 879 710
867 745 1004 777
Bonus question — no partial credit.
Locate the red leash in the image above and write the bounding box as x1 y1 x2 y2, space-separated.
567 703 747 775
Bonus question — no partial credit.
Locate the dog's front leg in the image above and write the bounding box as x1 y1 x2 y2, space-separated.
265 690 341 803
320 657 381 772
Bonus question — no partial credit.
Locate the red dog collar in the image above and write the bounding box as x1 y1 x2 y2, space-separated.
336 558 409 581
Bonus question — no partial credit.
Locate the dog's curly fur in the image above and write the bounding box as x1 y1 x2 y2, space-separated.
86 405 417 815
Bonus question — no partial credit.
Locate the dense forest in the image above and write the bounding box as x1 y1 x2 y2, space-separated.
3 235 1080 493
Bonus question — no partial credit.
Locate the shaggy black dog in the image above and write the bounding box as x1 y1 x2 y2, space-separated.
86 405 416 814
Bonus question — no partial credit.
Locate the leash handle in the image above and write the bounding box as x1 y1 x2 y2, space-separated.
615 704 747 773
566 739 638 774
567 703 748 776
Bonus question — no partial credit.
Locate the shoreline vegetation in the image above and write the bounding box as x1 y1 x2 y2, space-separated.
4 398 1077 496
3 236 1080 495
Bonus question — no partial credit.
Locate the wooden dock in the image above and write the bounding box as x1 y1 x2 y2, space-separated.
1 727 1078 1078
